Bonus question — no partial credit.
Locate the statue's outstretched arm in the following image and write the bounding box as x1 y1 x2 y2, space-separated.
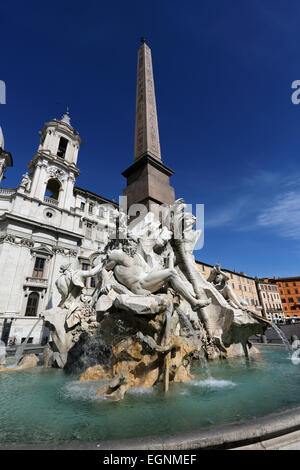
80 262 104 278
207 268 216 283
221 270 230 282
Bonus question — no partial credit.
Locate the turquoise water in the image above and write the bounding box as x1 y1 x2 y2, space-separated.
0 347 300 445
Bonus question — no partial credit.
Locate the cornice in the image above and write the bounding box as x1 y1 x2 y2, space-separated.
0 212 84 240
122 153 174 178
28 151 80 176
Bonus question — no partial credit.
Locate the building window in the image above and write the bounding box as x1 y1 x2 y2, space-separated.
25 292 39 316
57 137 68 158
288 298 294 303
81 263 89 287
202 265 205 272
86 223 92 238
232 283 235 289
109 211 115 223
45 178 60 200
90 277 96 288
32 257 45 278
80 202 85 211
88 203 94 214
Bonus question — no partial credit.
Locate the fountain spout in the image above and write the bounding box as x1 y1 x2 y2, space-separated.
12 316 43 367
270 322 292 353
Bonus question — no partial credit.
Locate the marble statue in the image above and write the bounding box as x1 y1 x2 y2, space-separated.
19 172 32 192
207 264 250 310
103 248 211 310
44 262 103 367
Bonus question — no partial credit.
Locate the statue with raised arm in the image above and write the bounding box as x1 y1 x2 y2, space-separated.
56 261 103 314
44 260 104 367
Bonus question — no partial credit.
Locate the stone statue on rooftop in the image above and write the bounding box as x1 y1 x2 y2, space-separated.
19 172 31 192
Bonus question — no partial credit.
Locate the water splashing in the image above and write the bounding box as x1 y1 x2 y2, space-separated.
271 323 292 354
176 307 212 378
11 317 43 367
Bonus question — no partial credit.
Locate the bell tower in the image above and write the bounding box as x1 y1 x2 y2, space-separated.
25 111 81 211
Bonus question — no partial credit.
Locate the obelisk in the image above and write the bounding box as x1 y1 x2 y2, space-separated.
122 39 175 212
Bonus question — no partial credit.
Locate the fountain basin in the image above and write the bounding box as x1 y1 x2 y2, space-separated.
0 347 299 449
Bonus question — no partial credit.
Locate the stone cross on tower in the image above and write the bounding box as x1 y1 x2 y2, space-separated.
134 38 161 161
122 39 175 213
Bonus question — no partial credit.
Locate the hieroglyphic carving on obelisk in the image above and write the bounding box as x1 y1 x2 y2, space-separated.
134 40 162 161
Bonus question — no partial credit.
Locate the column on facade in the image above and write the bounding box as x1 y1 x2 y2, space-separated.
61 173 75 211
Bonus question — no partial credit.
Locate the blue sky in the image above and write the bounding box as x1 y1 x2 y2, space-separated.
1 0 300 278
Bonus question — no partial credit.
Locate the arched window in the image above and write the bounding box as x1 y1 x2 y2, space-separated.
45 178 61 200
57 137 68 158
25 292 39 316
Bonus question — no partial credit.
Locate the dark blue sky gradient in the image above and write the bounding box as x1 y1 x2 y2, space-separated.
1 0 300 277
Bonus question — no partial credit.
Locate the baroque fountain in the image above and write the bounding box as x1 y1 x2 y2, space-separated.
1 199 300 450
43 199 268 399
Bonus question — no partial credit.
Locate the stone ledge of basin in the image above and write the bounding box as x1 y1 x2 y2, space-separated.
2 406 300 450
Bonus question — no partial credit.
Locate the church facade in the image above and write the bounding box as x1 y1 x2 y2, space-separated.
0 111 118 344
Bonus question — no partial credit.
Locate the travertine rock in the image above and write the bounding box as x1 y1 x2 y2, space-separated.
112 337 160 389
78 364 112 382
94 334 197 400
0 354 39 372
18 354 39 369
